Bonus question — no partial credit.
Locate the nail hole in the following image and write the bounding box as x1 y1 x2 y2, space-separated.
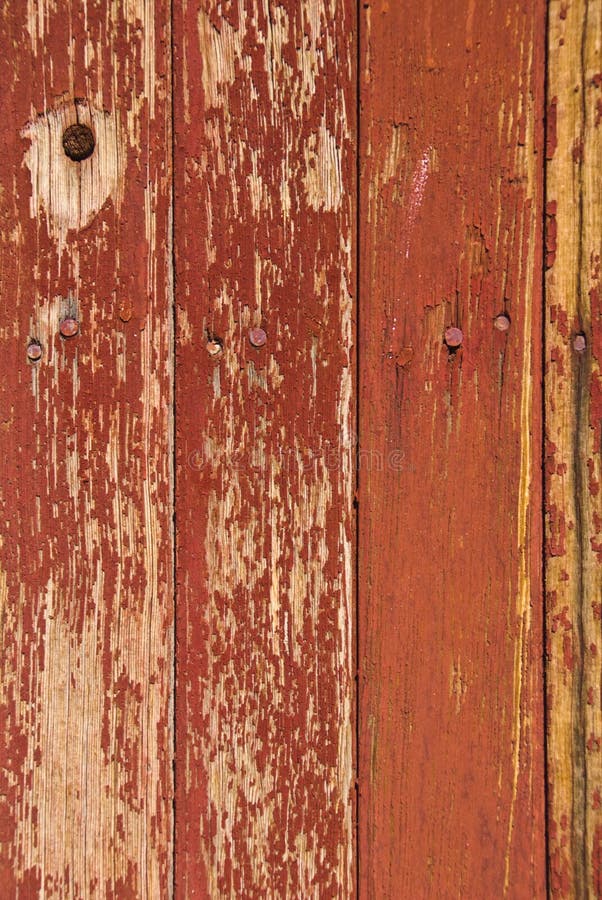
249 327 267 348
59 317 79 338
26 340 43 362
206 337 223 358
444 326 463 349
62 124 95 161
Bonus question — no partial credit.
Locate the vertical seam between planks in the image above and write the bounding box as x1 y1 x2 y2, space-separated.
573 7 589 880
543 1 551 894
170 0 177 895
355 0 361 896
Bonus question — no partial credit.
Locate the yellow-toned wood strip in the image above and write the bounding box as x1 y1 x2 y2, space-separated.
545 1 602 895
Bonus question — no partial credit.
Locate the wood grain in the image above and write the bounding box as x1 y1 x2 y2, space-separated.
545 2 602 895
173 1 355 895
0 2 173 896
358 2 546 895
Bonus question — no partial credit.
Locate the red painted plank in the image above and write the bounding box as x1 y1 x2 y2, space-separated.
0 3 173 895
173 1 356 895
358 3 546 895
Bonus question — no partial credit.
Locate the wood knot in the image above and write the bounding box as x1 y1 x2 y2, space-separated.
62 123 95 161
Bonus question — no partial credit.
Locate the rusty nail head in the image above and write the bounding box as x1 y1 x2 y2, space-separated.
444 326 463 348
494 313 511 332
574 333 586 352
26 341 43 362
206 338 223 357
249 327 267 348
62 123 96 162
59 317 79 338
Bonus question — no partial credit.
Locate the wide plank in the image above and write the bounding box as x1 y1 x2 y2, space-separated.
358 2 547 895
0 3 173 896
173 1 356 895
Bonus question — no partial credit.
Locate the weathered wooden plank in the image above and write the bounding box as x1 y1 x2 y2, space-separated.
358 2 546 895
545 2 602 895
0 3 173 896
173 1 355 895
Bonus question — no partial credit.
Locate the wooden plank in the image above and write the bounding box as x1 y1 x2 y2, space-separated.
358 3 546 895
173 1 355 895
545 2 602 895
0 3 173 896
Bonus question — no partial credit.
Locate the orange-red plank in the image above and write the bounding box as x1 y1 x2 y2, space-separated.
173 1 356 895
0 4 173 896
358 3 546 895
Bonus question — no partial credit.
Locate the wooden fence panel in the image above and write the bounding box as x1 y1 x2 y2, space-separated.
173 2 356 895
545 1 602 895
358 3 547 895
1 2 601 897
0 3 173 896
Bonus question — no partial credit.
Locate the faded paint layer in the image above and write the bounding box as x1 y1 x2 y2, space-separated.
358 1 546 895
0 2 173 896
173 1 355 896
545 2 602 896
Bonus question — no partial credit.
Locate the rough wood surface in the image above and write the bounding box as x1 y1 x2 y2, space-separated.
545 2 602 895
173 1 355 895
0 3 173 896
3 3 601 896
358 2 546 895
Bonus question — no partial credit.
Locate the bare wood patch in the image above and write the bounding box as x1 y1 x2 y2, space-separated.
22 100 124 252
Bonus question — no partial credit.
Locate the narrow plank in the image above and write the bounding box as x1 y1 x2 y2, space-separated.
545 2 602 895
358 2 546 895
173 1 355 895
0 3 173 896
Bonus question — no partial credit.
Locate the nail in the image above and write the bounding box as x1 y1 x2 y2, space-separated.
59 317 79 338
494 313 511 332
444 326 463 348
574 333 586 352
62 123 95 162
249 327 267 348
206 338 223 358
26 341 43 362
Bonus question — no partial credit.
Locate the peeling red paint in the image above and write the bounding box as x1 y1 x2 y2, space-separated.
563 634 575 672
550 345 566 376
0 2 173 894
548 504 568 557
547 97 558 159
552 606 573 632
550 302 570 339
590 537 602 563
546 200 558 268
174 2 355 894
